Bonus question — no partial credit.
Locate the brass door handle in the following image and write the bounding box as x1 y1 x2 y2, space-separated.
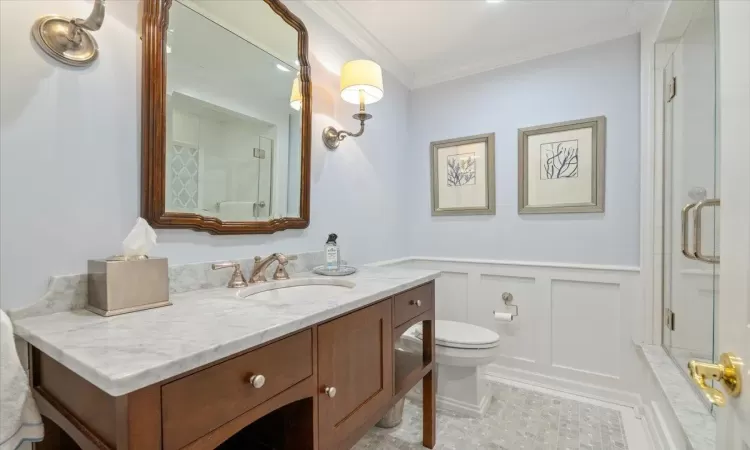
688 352 742 407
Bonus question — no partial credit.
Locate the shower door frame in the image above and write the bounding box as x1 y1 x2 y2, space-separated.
641 0 720 411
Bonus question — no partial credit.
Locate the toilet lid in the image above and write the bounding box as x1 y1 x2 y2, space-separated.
415 320 500 349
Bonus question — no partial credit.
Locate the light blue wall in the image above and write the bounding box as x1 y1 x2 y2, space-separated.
0 1 411 310
0 4 640 312
406 35 641 266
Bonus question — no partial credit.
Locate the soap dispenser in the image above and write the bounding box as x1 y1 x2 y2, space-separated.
324 233 340 271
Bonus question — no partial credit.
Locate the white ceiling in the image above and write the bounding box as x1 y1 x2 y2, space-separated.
180 0 299 67
169 1 298 106
306 0 662 89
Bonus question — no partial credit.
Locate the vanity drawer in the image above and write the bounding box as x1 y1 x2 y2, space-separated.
161 329 313 450
393 282 434 327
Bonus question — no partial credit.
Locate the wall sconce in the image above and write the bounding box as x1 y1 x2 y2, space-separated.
32 0 106 67
290 75 302 111
322 60 384 150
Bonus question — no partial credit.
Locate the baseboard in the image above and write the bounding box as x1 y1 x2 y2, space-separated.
405 383 492 418
642 401 676 450
486 364 642 408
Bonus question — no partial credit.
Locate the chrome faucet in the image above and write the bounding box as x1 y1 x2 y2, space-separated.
250 253 291 283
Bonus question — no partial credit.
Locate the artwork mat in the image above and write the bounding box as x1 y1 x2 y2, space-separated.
518 116 605 214
430 133 496 216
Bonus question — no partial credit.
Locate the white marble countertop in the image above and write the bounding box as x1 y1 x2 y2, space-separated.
639 344 715 450
13 267 440 397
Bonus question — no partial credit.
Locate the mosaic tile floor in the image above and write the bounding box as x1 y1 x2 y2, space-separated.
354 382 629 450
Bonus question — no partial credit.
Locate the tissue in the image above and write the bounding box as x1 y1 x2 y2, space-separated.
122 218 157 260
493 311 514 322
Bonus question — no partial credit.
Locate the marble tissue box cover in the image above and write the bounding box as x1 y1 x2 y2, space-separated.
8 251 327 321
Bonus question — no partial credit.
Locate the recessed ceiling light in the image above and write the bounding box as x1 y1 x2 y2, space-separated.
486 0 504 3
276 63 291 72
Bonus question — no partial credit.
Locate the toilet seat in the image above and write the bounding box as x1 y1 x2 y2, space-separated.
414 320 500 349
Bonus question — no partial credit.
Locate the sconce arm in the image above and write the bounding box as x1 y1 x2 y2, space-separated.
322 112 372 150
74 0 106 31
337 119 366 140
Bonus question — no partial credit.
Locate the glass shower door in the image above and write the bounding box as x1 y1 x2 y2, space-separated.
660 0 719 409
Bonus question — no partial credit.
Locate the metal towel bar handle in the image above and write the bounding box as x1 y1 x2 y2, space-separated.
693 199 720 264
681 202 699 260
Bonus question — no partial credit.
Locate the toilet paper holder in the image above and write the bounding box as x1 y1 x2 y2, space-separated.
494 292 519 319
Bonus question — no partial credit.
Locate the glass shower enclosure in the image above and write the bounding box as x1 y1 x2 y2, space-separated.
658 0 720 410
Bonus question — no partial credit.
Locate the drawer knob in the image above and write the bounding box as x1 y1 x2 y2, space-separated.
248 374 266 389
411 299 422 307
324 386 337 398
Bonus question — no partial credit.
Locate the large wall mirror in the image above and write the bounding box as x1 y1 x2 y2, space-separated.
142 0 310 234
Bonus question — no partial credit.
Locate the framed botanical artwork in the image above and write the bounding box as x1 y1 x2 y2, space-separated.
518 116 605 214
430 133 495 216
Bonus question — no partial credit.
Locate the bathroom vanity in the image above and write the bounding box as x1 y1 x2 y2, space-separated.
13 268 439 450
12 0 441 447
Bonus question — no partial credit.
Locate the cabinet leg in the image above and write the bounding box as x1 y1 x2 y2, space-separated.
422 318 436 449
422 369 436 448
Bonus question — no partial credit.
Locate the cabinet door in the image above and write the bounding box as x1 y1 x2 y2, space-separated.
318 299 393 449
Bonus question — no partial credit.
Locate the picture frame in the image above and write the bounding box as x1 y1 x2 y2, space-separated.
430 133 495 216
518 116 605 214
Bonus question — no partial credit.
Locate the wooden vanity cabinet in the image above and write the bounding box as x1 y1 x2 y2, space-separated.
30 282 436 450
318 299 393 449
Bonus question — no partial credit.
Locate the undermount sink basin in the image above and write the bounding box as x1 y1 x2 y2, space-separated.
237 277 356 300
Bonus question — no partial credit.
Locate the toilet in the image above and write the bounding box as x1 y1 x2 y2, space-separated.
401 320 500 417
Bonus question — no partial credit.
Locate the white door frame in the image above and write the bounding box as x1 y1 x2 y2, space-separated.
716 0 750 447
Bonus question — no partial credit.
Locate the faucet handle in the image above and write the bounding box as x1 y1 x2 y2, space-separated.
273 254 291 281
212 262 248 288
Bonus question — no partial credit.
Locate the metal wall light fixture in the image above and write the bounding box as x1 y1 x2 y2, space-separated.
32 0 106 67
322 60 384 150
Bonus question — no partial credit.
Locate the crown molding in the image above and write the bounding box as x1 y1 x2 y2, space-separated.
303 0 415 89
305 0 665 91
411 22 639 89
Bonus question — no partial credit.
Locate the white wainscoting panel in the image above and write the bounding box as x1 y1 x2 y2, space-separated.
670 269 717 358
478 274 536 363
435 271 469 322
550 279 621 379
378 257 643 404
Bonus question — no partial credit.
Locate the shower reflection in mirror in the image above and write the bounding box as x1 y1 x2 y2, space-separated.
165 0 302 222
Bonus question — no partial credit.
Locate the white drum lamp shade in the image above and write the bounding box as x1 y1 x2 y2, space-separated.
340 60 384 105
290 76 302 111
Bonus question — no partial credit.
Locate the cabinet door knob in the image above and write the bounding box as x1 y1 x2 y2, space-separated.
248 374 266 389
324 386 337 398
411 299 422 307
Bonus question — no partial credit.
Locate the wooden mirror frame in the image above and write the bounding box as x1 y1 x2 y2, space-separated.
141 0 311 234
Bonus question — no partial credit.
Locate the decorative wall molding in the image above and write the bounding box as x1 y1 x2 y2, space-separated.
302 0 414 88
302 1 662 90
370 256 640 273
379 255 684 449
410 27 639 89
376 257 645 406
